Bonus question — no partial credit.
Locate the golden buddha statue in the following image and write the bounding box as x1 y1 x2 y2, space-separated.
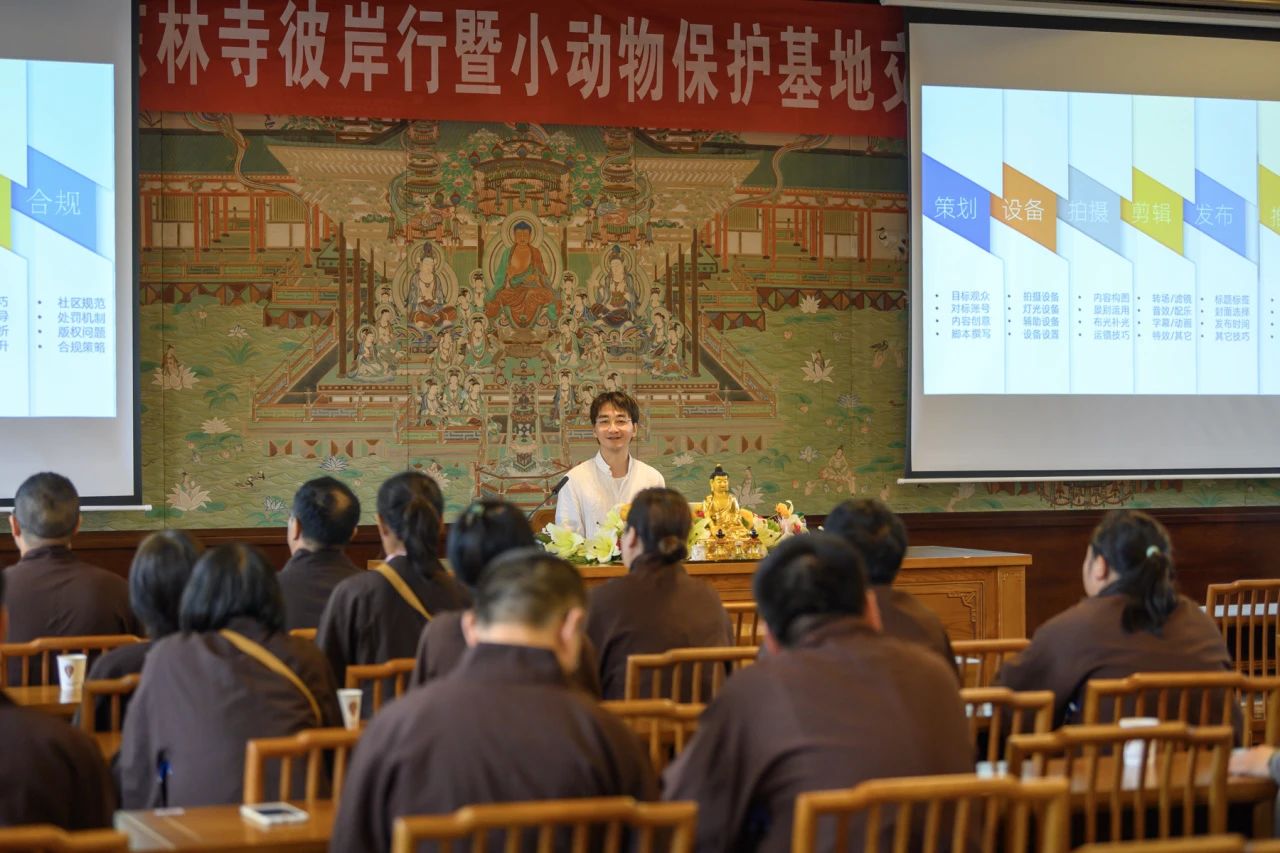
700 465 766 561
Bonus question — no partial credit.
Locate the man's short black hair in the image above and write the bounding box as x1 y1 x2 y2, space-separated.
474 548 585 630
753 532 869 647
291 476 361 548
179 544 285 634
823 498 908 585
590 391 640 425
13 472 80 541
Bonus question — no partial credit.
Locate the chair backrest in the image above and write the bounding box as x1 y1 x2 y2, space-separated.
600 700 704 775
961 687 1054 764
722 601 764 647
344 657 415 714
1074 836 1246 853
791 773 1070 853
391 797 697 853
623 646 757 702
1205 580 1280 677
1007 722 1233 844
0 635 144 688
0 826 130 852
243 726 361 806
78 673 141 734
289 628 317 641
951 638 1029 689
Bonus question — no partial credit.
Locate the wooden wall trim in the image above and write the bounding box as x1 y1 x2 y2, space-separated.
4 506 1278 633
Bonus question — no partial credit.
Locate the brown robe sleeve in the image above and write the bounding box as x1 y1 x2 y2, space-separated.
316 582 363 687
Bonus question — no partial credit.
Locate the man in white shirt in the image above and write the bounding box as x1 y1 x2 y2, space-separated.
554 391 665 537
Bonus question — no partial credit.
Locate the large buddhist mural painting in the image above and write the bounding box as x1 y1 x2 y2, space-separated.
115 112 1257 533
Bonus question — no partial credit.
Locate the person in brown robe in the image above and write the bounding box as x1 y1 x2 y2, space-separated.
79 530 201 731
408 500 600 697
331 549 656 853
586 487 733 700
663 533 973 853
117 544 341 808
0 569 116 828
5 472 140 682
278 477 362 631
316 471 469 693
825 498 957 677
997 509 1233 727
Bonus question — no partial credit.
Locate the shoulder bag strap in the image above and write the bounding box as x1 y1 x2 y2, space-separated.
372 561 433 621
219 629 322 724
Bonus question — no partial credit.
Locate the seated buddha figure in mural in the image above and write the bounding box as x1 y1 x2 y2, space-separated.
592 248 635 328
485 220 555 329
701 465 751 539
410 244 457 329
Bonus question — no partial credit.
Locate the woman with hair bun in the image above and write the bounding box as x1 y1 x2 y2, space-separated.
317 472 469 692
586 487 733 699
996 509 1231 726
407 500 602 696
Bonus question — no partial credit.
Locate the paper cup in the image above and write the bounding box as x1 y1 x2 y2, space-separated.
337 688 363 730
56 653 87 692
1119 717 1160 767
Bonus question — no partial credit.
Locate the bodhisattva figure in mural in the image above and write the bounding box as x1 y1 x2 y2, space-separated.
592 250 635 328
462 376 483 418
701 465 751 539
569 291 596 327
551 370 575 423
410 245 457 330
419 379 444 421
432 330 463 373
647 286 665 318
603 371 622 393
444 369 465 415
820 445 857 495
467 271 487 314
581 328 608 376
352 326 391 381
485 220 555 328
548 318 579 370
653 318 683 376
374 306 400 368
576 383 596 421
161 344 184 387
560 271 579 303
463 315 499 371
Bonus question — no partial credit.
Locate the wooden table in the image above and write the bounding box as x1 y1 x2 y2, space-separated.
4 685 79 718
579 546 1029 640
116 800 334 851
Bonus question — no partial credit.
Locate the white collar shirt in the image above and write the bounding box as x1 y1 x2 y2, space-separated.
554 451 666 537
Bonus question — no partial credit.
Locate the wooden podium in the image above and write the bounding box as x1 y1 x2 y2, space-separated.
579 546 1028 641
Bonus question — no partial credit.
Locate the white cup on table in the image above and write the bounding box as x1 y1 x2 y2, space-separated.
1118 716 1160 768
337 688 362 730
56 653 87 693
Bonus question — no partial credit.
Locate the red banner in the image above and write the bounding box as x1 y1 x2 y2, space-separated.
138 0 906 136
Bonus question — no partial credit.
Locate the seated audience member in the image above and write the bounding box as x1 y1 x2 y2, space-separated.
316 472 469 687
408 500 601 696
331 549 655 853
663 533 971 853
82 530 200 730
278 476 362 631
824 498 956 675
118 544 341 808
586 487 733 699
996 509 1232 727
4 473 140 674
0 571 116 828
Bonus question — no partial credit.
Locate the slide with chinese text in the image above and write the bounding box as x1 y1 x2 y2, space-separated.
921 85 1280 396
0 57 116 417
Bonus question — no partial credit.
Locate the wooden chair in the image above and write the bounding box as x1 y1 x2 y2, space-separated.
1081 672 1280 747
961 687 1054 764
791 774 1070 853
600 700 704 775
77 673 141 734
0 635 144 687
723 601 764 647
623 646 757 702
952 638 1029 689
289 627 317 641
344 657 415 715
1206 580 1280 677
0 826 129 852
1074 835 1246 852
391 797 696 853
1007 722 1234 844
243 726 361 806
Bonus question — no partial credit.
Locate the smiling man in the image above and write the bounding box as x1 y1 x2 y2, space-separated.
554 390 665 537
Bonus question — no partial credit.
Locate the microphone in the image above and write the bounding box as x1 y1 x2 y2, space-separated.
527 476 569 524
